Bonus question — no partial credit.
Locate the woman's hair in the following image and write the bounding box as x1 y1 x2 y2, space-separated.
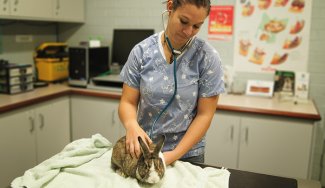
171 0 211 15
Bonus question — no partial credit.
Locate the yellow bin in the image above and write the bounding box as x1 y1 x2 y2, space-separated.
34 43 69 82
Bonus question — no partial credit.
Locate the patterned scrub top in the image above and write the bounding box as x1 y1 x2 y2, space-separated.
120 31 225 158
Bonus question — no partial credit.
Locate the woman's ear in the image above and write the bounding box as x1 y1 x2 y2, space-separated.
167 0 173 13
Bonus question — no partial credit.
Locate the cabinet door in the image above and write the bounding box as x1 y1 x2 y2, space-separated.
0 109 36 188
35 97 70 163
53 0 84 22
10 0 52 19
205 112 240 168
71 96 124 144
0 0 10 15
239 116 313 179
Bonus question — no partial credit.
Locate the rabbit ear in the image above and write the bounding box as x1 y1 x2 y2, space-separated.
154 134 166 155
138 136 150 158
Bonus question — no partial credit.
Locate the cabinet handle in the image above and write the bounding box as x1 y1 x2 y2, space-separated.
245 127 249 144
29 116 35 133
112 110 115 124
39 114 45 129
14 0 18 5
230 125 234 140
3 0 8 4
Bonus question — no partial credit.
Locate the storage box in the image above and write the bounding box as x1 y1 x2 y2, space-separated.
34 43 69 82
0 63 34 94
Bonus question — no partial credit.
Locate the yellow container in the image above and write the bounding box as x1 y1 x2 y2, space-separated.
35 58 69 81
34 43 69 82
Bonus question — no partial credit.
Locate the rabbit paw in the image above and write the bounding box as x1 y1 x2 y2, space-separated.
116 169 127 177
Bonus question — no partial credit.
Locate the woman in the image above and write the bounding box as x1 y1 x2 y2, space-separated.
118 0 224 165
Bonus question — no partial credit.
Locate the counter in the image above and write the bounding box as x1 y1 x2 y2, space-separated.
0 84 321 121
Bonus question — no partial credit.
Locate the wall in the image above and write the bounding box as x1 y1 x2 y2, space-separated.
0 20 57 66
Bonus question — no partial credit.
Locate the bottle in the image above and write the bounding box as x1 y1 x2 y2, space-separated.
110 62 121 74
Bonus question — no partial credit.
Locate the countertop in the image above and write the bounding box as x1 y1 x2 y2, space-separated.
0 84 321 121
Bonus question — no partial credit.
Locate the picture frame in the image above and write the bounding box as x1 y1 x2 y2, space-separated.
246 80 274 97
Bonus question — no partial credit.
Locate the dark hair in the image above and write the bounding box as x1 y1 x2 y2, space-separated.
172 0 211 15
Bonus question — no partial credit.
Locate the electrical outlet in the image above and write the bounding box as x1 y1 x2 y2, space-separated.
15 35 33 43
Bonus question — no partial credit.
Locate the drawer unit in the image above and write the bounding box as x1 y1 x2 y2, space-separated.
0 62 34 94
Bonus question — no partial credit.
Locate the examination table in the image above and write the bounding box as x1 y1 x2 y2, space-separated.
194 162 321 188
11 134 320 188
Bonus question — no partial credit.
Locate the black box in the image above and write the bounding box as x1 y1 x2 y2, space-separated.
68 46 110 87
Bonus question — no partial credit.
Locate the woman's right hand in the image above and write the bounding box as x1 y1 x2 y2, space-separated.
125 123 152 159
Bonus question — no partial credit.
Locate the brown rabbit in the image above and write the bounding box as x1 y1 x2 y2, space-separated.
111 135 166 184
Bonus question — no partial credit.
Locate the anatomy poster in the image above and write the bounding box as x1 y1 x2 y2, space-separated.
208 6 234 41
233 0 312 73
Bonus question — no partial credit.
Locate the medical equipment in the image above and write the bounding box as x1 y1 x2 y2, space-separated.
148 10 192 139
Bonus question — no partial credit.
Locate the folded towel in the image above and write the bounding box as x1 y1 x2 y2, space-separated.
11 134 112 188
12 134 230 188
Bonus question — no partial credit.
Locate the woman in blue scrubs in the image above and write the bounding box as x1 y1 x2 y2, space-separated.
119 0 224 165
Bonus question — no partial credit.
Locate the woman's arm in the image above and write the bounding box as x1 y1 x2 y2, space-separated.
163 95 219 165
118 83 152 158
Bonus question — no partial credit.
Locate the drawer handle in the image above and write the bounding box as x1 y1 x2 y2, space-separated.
39 114 45 129
230 125 234 140
112 110 115 124
245 127 249 144
29 116 34 133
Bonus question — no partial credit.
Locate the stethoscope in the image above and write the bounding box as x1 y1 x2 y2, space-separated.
148 10 192 139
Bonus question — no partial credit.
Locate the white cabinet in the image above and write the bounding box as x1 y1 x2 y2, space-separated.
34 96 71 163
239 116 312 179
71 95 125 144
52 0 84 22
206 112 240 169
0 0 84 22
10 0 53 19
206 111 314 179
0 96 70 188
0 0 52 19
0 0 10 15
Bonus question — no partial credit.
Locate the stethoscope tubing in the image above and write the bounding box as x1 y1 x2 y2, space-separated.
149 10 178 138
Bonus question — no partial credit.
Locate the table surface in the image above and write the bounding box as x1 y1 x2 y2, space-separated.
192 162 321 188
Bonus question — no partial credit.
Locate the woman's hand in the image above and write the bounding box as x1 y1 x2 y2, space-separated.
163 151 178 166
125 123 152 159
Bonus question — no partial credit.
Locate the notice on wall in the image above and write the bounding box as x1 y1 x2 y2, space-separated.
233 0 312 73
208 6 234 41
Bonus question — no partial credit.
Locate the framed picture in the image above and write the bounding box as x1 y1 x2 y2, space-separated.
246 80 274 97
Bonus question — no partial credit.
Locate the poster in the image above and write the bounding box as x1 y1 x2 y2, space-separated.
233 0 312 73
208 6 234 41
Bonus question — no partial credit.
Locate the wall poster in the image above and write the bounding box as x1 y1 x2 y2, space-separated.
233 0 312 73
208 6 234 41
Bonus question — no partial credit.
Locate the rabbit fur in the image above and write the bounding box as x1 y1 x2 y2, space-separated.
111 135 166 184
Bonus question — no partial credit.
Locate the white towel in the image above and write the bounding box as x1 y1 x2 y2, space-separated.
12 134 230 188
11 134 112 188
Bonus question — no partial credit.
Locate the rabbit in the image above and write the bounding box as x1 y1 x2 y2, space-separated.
111 135 166 184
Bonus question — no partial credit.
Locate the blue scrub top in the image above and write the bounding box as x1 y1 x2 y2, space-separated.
120 31 225 158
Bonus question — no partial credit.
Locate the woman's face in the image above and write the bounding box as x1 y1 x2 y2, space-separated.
167 3 208 48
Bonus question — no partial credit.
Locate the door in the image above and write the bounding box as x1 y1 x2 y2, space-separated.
0 0 10 15
53 0 84 22
35 97 70 163
238 116 313 179
0 108 36 188
205 112 240 168
10 0 52 19
71 95 124 144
